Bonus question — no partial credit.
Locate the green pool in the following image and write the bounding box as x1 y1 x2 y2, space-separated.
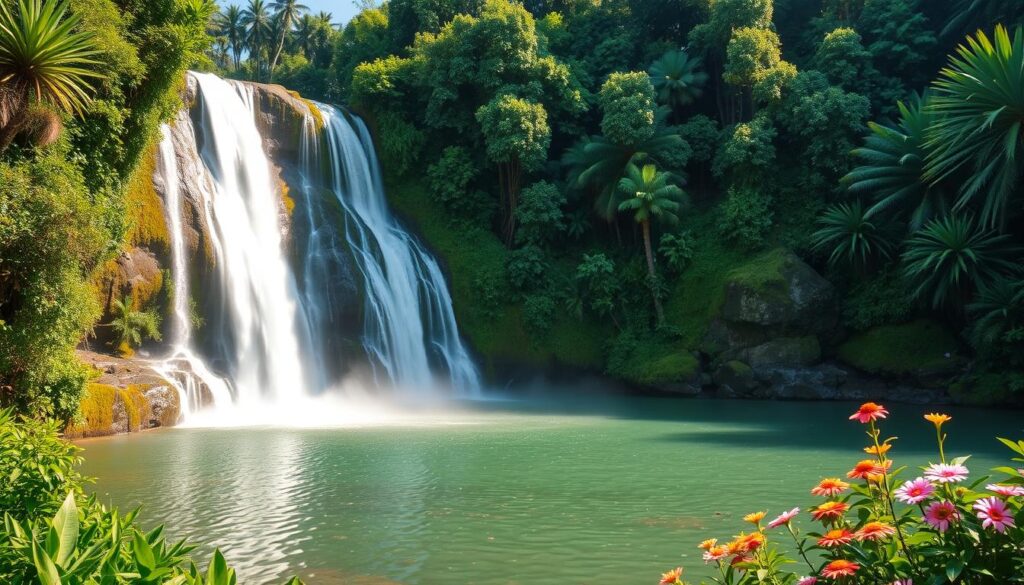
79 395 1022 584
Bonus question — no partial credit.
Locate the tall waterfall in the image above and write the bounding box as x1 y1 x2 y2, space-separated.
154 72 479 422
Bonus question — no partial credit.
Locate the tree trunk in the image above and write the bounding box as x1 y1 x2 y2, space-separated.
642 220 665 326
500 157 522 247
269 27 288 82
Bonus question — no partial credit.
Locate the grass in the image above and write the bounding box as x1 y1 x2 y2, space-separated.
837 319 959 375
384 173 607 374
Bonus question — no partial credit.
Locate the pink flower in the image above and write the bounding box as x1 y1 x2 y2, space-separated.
894 477 935 504
849 402 888 423
924 463 969 483
767 507 800 529
987 484 1024 498
892 580 913 585
975 497 1015 533
797 578 818 585
923 501 959 532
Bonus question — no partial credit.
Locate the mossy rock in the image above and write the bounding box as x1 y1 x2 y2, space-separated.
837 319 960 377
125 143 170 255
720 248 836 331
736 336 821 368
118 385 153 432
68 383 119 438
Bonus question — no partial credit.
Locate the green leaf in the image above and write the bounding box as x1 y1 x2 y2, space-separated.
132 531 156 573
32 538 62 585
205 549 235 585
52 491 79 568
946 558 965 581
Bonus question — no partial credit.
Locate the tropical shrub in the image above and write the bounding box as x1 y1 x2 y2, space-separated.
718 187 773 251
658 403 1024 584
811 201 895 270
649 49 707 112
658 231 695 273
108 294 162 355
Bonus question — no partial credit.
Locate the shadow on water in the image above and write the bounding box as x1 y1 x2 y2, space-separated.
468 382 1024 458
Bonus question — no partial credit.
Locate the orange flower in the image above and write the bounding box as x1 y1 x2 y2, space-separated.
811 501 849 522
847 459 892 480
924 413 952 428
849 402 888 423
737 532 765 552
855 521 896 541
659 567 684 585
821 559 860 578
743 511 766 525
817 528 853 547
725 538 745 556
864 443 892 456
698 538 718 551
811 478 850 497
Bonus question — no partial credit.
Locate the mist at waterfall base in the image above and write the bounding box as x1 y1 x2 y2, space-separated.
153 72 480 428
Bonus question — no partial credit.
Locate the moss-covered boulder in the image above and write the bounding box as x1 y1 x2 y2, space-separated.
733 336 822 368
837 319 963 385
720 249 837 332
712 360 759 397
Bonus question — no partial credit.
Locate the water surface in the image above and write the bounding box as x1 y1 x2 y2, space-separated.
80 396 1022 584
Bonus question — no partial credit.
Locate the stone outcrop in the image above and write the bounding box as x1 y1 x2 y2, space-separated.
68 350 180 438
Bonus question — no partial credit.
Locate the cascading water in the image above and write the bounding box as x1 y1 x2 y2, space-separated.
154 72 479 423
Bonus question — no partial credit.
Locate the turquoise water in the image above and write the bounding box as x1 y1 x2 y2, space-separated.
79 396 1022 584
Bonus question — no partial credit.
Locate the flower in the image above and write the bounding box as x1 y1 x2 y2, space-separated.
924 463 969 483
864 443 892 456
659 567 684 585
856 521 896 541
743 511 766 525
812 478 850 497
924 413 951 427
698 538 717 551
821 559 860 579
797 578 818 585
848 459 892 480
703 546 728 564
974 497 1015 533
987 484 1024 498
850 402 888 423
811 501 849 521
731 532 765 553
894 477 935 504
923 501 959 532
767 507 800 529
892 580 913 585
817 529 854 547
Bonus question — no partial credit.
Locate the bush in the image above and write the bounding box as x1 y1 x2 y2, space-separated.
0 410 303 584
506 245 548 293
515 181 565 245
658 231 695 273
717 187 774 250
658 404 1024 584
374 110 425 176
842 270 915 330
523 292 557 335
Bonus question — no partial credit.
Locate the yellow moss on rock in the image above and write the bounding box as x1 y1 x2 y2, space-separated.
118 385 153 431
68 383 118 437
125 143 170 252
279 178 295 215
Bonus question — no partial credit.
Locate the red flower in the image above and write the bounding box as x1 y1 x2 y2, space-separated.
811 501 849 522
849 402 888 423
847 459 891 480
855 521 895 541
821 559 860 579
817 529 854 547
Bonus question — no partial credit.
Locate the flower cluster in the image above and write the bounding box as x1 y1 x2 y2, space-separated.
659 404 1024 584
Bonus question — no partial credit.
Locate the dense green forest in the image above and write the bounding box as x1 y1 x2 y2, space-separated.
210 0 1024 402
3 0 1024 430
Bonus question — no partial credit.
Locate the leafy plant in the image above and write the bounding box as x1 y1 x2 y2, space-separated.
812 201 895 269
968 276 1024 349
658 231 695 273
648 49 707 111
717 186 774 251
844 93 943 229
108 295 162 355
0 0 103 149
925 25 1024 228
902 214 1019 309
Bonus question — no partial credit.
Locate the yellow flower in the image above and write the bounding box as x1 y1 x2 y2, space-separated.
743 511 766 525
924 413 952 428
864 443 892 456
698 538 718 551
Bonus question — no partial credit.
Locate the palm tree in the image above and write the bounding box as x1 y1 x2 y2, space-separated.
268 0 308 79
811 201 895 270
902 214 1020 310
294 13 316 58
0 0 102 150
218 4 245 70
649 49 708 113
242 0 272 80
967 276 1024 349
925 25 1024 229
108 295 162 355
617 163 685 325
844 93 945 229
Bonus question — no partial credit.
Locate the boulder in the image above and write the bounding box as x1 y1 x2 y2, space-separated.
734 336 821 368
713 360 759 397
720 249 837 333
755 364 851 400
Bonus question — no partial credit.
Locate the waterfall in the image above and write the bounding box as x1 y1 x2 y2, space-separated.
153 72 479 423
